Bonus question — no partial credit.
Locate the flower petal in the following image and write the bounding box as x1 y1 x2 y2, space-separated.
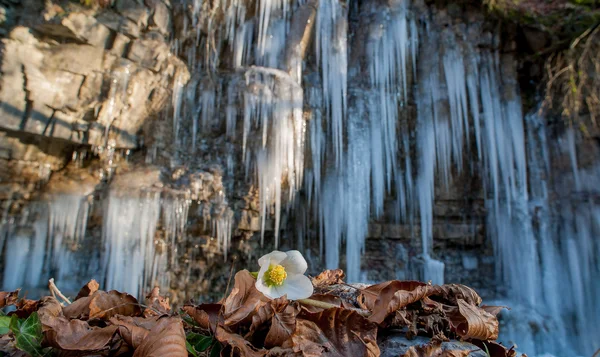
256 260 271 290
256 281 279 299
258 251 287 267
278 274 313 300
279 250 308 275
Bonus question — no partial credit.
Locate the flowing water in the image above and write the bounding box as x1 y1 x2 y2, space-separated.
1 0 598 355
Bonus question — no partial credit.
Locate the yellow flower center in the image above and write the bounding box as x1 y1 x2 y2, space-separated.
264 264 287 287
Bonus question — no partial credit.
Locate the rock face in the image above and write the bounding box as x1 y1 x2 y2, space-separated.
378 335 487 357
0 1 188 150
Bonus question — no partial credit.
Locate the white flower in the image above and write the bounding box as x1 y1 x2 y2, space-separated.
255 250 314 300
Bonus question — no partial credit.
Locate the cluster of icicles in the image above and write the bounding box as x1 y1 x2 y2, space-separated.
2 187 232 299
166 0 599 355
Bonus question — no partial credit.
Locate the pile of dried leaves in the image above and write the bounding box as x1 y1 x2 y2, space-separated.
0 270 518 357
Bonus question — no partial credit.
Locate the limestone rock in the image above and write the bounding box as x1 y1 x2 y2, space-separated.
379 334 487 357
147 0 171 35
0 5 188 149
36 12 112 48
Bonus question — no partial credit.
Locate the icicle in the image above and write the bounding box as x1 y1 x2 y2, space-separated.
344 107 371 282
102 189 161 298
2 231 30 291
316 0 347 167
233 20 255 68
48 194 92 290
162 192 191 268
200 81 217 132
242 67 305 247
256 18 286 69
172 72 187 142
442 45 469 166
185 76 200 152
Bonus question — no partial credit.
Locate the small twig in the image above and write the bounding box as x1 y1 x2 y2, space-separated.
592 347 600 357
48 278 71 305
223 258 236 302
570 23 600 49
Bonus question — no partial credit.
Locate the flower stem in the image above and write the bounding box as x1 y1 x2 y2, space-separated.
297 298 370 317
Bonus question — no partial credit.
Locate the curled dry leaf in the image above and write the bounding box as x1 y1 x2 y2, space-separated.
64 290 142 320
183 303 222 332
312 269 345 289
298 307 380 357
216 326 267 357
45 317 119 351
132 317 187 357
63 294 93 319
223 270 270 328
90 290 142 320
359 281 488 326
358 281 431 324
37 296 64 332
0 289 20 308
284 319 328 357
11 299 40 319
0 335 29 357
247 297 284 339
432 285 482 306
144 287 171 317
469 340 517 357
75 279 100 301
447 299 499 340
264 298 300 348
109 315 157 349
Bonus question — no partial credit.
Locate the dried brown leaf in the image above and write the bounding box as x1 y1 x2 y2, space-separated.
469 341 517 357
113 315 163 329
75 279 100 301
216 325 268 357
298 308 380 357
358 281 431 324
63 295 93 319
0 289 20 308
110 315 153 349
265 298 299 348
144 287 171 317
284 319 329 357
0 335 29 357
64 290 142 320
432 285 482 306
247 299 279 339
132 317 187 357
312 269 345 288
37 296 64 332
358 280 427 310
183 303 222 332
90 290 142 320
45 317 119 351
11 299 40 318
448 299 499 340
223 270 270 328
